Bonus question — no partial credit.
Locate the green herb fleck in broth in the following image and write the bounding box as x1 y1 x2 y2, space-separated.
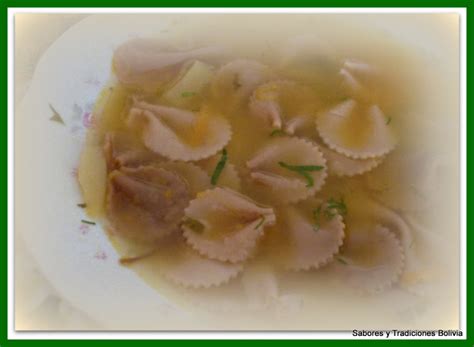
278 161 324 187
77 203 87 208
211 148 228 185
181 91 196 98
183 218 205 233
269 129 287 137
325 197 347 218
312 197 347 230
386 116 392 125
81 219 96 225
336 256 348 265
254 216 265 230
312 206 322 231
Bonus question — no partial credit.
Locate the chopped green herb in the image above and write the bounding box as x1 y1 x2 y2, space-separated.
211 148 228 185
181 91 196 98
254 216 265 230
279 162 325 172
269 129 287 137
300 171 315 187
386 116 392 125
336 256 348 265
182 218 205 233
311 197 347 230
278 161 324 187
312 206 322 231
77 203 87 208
81 219 96 225
325 197 347 219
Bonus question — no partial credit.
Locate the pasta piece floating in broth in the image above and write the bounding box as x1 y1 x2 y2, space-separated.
331 224 405 294
246 137 327 204
128 235 244 289
211 59 275 109
319 145 384 177
361 198 420 277
249 80 319 133
339 58 382 103
182 187 276 263
316 99 397 159
263 204 345 271
128 100 231 161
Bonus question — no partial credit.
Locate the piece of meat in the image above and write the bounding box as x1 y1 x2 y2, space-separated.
103 132 163 172
106 166 190 242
